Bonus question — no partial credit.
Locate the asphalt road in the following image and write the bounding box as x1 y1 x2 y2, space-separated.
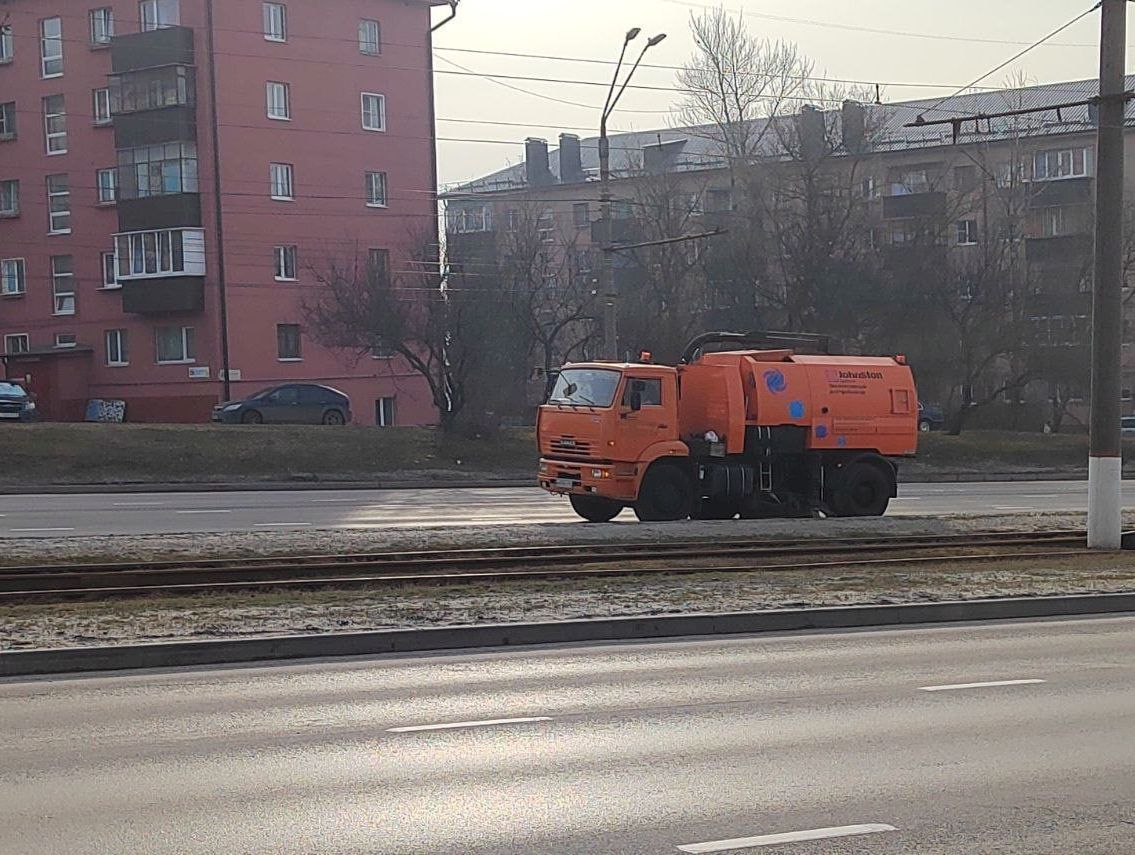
0 480 1127 538
3 616 1135 853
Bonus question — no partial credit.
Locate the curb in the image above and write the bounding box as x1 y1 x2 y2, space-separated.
0 471 1114 494
4 593 1135 679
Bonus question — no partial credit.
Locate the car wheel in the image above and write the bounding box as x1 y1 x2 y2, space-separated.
919 419 932 432
241 410 264 425
322 409 346 426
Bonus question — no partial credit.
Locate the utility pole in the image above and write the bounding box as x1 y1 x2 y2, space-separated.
599 29 666 361
1089 0 1126 549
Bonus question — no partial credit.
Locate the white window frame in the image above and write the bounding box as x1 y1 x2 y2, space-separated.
40 17 63 78
93 87 112 125
270 162 294 200
106 329 128 365
956 220 978 246
0 24 13 63
47 174 70 234
0 180 18 217
0 102 15 139
274 245 297 281
90 8 115 46
97 168 118 204
4 334 29 355
276 323 302 361
1 258 26 295
52 255 76 316
115 228 205 280
1032 147 1091 182
43 95 67 155
361 93 386 132
365 171 387 208
263 3 287 42
155 326 195 364
266 81 291 121
55 333 78 349
359 19 381 55
140 0 180 32
376 396 395 426
101 251 119 289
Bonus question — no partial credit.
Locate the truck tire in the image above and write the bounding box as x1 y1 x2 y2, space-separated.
831 462 892 517
569 495 623 523
634 464 693 522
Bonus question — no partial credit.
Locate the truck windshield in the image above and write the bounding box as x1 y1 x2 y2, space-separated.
548 368 621 407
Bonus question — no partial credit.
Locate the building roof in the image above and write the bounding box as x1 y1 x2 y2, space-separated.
449 75 1135 197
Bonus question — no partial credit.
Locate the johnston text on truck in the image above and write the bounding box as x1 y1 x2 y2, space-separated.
537 332 919 523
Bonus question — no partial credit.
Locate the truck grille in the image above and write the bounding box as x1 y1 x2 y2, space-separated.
550 436 593 456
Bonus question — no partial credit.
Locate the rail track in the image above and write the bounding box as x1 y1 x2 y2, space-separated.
0 531 1092 603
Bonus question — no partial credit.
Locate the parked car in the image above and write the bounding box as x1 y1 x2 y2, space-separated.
918 401 945 433
1122 416 1135 437
212 384 352 425
0 381 38 422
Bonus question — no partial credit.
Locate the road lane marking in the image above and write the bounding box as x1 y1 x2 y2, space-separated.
919 679 1046 692
114 502 168 507
676 824 898 852
175 509 234 515
11 527 74 533
386 717 552 733
254 522 313 528
992 506 1035 511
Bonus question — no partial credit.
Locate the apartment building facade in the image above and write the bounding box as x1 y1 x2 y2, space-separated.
0 0 446 424
446 79 1135 425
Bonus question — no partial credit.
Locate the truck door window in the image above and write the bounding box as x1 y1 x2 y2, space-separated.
623 378 662 407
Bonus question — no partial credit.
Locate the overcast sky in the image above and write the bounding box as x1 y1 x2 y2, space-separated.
430 0 1131 187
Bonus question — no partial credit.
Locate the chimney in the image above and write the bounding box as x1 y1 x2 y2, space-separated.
525 137 554 187
841 100 866 154
796 105 826 162
558 133 584 184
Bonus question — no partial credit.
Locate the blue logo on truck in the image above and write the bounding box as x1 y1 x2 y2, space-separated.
789 400 806 419
763 370 787 394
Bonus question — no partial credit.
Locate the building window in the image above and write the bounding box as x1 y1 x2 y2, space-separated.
110 65 194 114
97 168 118 204
266 81 290 120
115 228 205 279
1 259 26 295
46 174 70 234
4 334 29 355
40 17 63 78
954 165 978 192
0 102 15 139
572 202 590 228
956 220 978 246
365 171 387 207
376 397 395 427
274 245 297 280
156 326 194 363
361 93 386 131
106 329 128 365
705 189 733 212
0 25 13 63
359 19 381 55
270 162 294 200
263 3 287 41
117 142 198 199
101 251 118 288
52 256 76 315
1032 147 1091 182
446 206 492 234
90 8 115 45
0 180 18 217
537 211 555 244
140 0 180 32
43 95 67 155
367 248 390 283
276 323 301 360
1040 206 1067 238
55 333 78 349
93 88 112 125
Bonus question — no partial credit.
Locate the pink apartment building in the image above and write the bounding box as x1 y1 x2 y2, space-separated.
0 0 448 423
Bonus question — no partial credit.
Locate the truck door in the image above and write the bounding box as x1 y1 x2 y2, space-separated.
616 376 673 458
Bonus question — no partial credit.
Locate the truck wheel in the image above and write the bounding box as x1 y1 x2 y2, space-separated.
832 463 891 517
634 465 693 522
692 500 739 520
569 495 623 523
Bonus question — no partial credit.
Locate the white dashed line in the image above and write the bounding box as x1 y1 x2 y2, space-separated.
175 510 234 515
677 824 898 852
919 679 1046 692
113 502 168 507
254 522 313 528
11 527 74 533
386 717 552 734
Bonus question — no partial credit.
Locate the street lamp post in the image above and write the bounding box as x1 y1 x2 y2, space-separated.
599 29 666 361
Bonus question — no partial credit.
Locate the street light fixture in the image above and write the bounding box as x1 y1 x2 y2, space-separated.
598 30 667 361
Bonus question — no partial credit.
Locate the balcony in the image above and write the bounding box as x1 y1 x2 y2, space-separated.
882 191 947 220
111 26 194 73
1027 176 1093 208
115 227 206 314
1025 232 1092 265
109 64 197 147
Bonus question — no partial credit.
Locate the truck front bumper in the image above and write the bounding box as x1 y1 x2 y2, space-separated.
538 458 637 502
